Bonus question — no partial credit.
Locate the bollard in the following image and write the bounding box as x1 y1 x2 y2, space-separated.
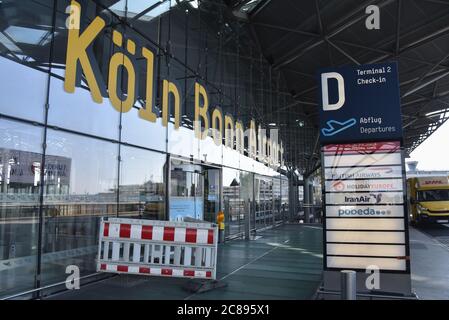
341 270 357 300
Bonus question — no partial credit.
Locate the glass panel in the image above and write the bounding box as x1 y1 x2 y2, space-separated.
280 176 289 221
119 146 166 220
0 120 43 298
273 176 281 222
169 160 203 221
167 61 199 160
118 27 167 152
255 175 273 229
109 0 176 22
203 168 220 223
42 129 118 286
0 0 53 122
48 0 121 140
223 167 241 237
240 170 254 232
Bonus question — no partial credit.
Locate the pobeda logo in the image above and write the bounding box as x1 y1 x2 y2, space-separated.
338 208 391 216
63 0 284 167
321 72 345 111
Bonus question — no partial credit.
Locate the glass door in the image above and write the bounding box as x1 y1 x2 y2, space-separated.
169 161 204 221
203 168 220 223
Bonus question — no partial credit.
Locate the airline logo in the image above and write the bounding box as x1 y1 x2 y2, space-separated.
325 166 402 179
326 205 404 217
326 192 404 205
326 179 403 192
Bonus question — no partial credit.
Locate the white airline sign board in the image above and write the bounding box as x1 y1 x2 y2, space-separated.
319 63 411 296
322 141 409 273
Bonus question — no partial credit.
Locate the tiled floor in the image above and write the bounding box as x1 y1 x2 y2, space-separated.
47 224 324 300
410 227 449 299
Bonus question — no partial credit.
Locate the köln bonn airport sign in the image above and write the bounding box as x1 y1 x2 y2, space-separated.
318 62 412 297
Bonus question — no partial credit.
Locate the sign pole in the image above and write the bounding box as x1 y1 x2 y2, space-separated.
318 62 413 297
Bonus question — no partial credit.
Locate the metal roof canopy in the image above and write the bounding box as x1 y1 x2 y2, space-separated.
227 0 449 171
2 0 449 177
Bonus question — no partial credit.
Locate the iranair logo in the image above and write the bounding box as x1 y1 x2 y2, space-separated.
343 194 383 204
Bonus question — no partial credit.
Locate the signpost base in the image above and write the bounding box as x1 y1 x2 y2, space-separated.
323 270 412 297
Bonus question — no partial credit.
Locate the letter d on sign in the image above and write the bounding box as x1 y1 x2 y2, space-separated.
321 72 345 111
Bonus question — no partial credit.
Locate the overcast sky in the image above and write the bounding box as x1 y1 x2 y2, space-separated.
408 119 449 171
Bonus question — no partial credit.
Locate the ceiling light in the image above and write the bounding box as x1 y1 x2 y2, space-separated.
425 109 448 117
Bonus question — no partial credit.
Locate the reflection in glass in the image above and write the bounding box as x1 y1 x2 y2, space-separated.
0 120 43 298
119 146 166 220
109 0 177 22
273 177 281 221
223 168 242 237
255 175 273 229
203 168 220 223
0 0 53 122
48 0 120 140
170 161 204 221
42 130 118 286
280 176 289 221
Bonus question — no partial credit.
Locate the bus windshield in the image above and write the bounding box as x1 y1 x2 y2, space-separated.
417 189 449 202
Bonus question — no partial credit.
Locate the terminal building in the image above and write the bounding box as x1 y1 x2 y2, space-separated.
1 0 449 300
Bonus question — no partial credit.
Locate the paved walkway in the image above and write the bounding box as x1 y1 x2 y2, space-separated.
410 227 449 299
47 224 323 300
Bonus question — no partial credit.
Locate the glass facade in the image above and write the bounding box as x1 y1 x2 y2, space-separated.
0 0 290 298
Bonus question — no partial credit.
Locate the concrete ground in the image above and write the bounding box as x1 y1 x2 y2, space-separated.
46 224 323 300
410 226 449 300
42 223 449 300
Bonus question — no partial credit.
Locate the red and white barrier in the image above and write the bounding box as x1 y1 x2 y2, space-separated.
97 217 218 280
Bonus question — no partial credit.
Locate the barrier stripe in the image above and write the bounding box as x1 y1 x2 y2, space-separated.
173 269 184 277
130 224 142 239
184 270 195 277
103 223 214 245
185 229 197 243
128 266 139 273
163 227 175 241
103 223 109 237
197 229 208 244
109 223 120 238
139 267 150 274
174 227 186 242
100 264 213 278
208 230 214 244
153 226 164 241
98 218 217 280
117 265 128 272
141 225 153 240
162 268 173 275
120 224 131 238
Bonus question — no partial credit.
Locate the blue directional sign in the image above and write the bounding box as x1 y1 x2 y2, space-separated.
318 62 403 143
